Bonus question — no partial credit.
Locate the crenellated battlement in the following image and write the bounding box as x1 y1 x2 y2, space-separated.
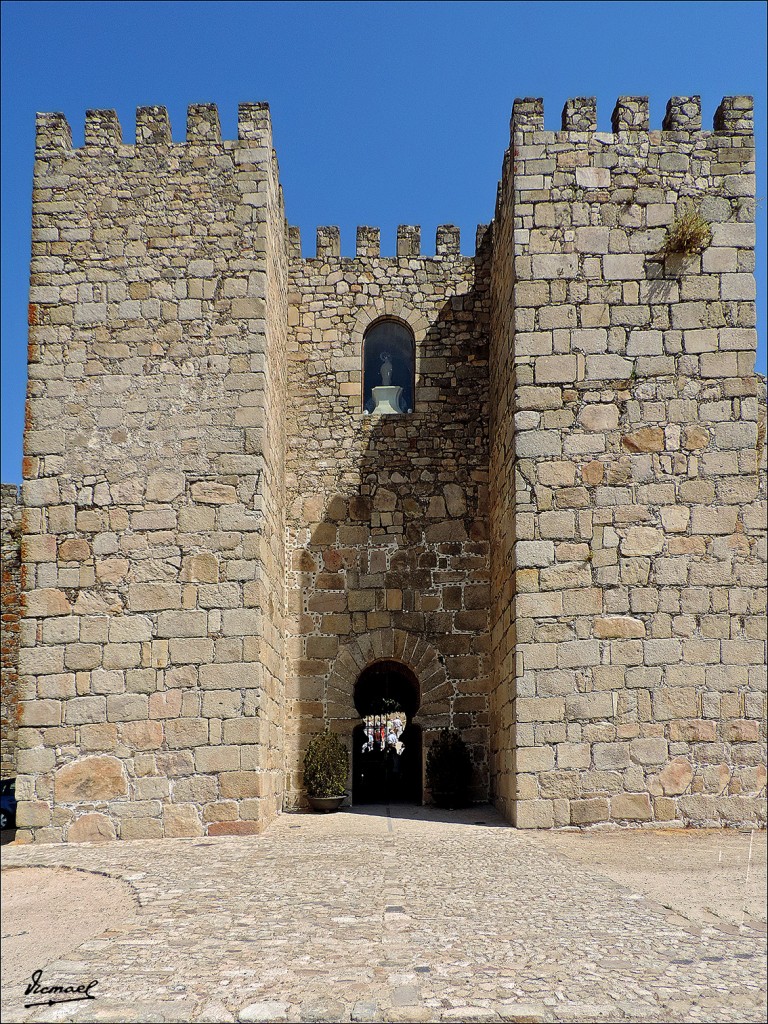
289 223 478 260
663 96 702 131
561 97 597 132
35 101 274 153
510 94 753 135
83 108 122 147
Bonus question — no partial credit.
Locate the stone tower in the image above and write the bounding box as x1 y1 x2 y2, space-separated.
12 94 766 842
490 95 764 826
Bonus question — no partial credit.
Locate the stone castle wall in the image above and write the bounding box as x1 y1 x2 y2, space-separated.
1 484 22 778
9 93 766 841
284 225 492 804
491 96 765 827
16 105 288 841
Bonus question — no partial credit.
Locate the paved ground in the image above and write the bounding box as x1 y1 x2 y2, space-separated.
1 806 766 1024
2 867 138 988
537 827 766 931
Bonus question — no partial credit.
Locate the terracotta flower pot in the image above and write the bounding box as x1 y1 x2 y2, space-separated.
307 795 345 812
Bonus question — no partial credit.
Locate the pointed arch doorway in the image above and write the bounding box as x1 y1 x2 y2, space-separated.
352 660 422 804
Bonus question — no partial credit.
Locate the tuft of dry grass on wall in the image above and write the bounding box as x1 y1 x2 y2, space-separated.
662 203 712 256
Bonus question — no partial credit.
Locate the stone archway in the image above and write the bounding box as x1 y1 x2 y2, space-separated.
325 629 450 805
324 628 450 731
350 302 430 354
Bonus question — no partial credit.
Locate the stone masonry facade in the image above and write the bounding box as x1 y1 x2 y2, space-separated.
6 93 766 842
284 225 492 805
490 96 765 828
1 484 22 778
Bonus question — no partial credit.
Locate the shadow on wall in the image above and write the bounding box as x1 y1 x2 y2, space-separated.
291 229 496 809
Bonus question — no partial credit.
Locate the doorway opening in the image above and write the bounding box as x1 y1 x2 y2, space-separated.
352 660 422 804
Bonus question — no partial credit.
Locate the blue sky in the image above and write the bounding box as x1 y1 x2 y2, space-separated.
2 0 766 484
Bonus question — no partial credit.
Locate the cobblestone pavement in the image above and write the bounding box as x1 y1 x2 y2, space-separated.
1 806 766 1024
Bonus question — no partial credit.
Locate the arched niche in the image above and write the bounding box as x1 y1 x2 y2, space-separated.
362 318 415 414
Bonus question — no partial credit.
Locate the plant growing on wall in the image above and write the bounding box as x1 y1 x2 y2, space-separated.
661 202 712 255
426 729 473 808
303 731 349 798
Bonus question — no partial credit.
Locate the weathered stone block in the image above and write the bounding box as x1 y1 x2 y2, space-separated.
103 643 141 670
181 553 219 583
15 800 53 827
565 692 613 720
516 541 554 568
67 812 117 843
120 817 163 840
516 746 555 772
156 611 208 638
531 254 579 279
54 755 128 802
165 718 209 748
516 593 563 618
594 616 645 639
586 354 632 380
578 404 618 431
145 470 184 502
575 227 610 253
653 686 698 720
621 527 663 556
610 793 652 820
516 697 564 723
603 255 645 280
657 758 694 795
570 798 609 824
593 742 630 769
556 742 590 769
64 696 106 725
535 355 577 384
128 584 182 612
163 803 204 838
219 771 263 799
515 799 554 828
191 481 238 504
557 640 600 669
194 745 240 772
120 721 163 749
630 737 667 766
25 589 71 618
621 427 664 453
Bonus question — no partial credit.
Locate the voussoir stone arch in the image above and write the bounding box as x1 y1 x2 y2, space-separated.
325 628 450 728
351 301 430 354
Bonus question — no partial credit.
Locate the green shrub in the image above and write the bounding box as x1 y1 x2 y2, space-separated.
426 729 473 807
303 730 349 797
661 202 711 256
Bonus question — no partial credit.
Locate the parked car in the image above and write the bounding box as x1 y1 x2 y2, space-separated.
0 778 17 829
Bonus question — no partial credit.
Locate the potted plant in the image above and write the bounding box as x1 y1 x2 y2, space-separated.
303 730 349 812
426 729 473 808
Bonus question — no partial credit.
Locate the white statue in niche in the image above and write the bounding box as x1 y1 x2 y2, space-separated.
380 351 393 386
371 350 403 415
